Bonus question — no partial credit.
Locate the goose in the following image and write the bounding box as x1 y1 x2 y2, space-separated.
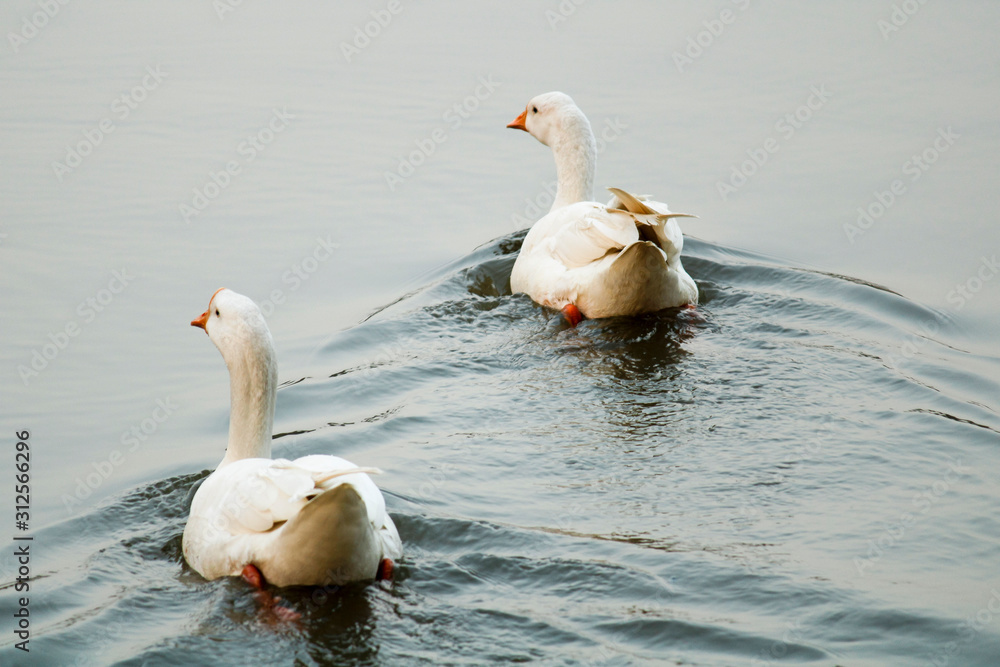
183 288 402 591
506 91 698 325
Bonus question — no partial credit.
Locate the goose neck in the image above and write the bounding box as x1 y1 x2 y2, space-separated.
550 118 596 210
219 336 277 466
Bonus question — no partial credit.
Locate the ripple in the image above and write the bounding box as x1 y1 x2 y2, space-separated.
8 232 1000 666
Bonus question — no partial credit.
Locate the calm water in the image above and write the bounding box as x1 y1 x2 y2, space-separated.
2 2 999 665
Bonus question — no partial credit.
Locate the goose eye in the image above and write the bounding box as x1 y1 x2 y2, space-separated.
215 308 220 317
532 106 538 113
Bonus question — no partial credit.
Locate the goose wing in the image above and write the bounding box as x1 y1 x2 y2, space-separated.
189 456 382 535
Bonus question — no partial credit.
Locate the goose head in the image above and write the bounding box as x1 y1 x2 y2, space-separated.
192 288 277 465
192 288 273 364
507 91 587 148
507 91 596 210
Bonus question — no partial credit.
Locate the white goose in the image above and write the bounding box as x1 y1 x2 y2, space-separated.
183 288 402 589
507 92 698 324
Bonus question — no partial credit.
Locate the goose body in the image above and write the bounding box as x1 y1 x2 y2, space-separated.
182 288 401 587
507 92 698 319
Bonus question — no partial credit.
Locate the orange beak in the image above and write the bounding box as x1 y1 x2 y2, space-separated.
507 108 528 132
191 287 226 331
191 309 209 330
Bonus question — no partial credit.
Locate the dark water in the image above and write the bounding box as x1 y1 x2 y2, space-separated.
3 1 1000 665
4 232 998 665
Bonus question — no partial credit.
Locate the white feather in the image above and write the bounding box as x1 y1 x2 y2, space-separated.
508 93 698 318
182 289 402 587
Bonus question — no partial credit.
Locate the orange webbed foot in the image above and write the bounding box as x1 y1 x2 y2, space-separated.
376 558 394 581
560 304 584 327
240 564 302 624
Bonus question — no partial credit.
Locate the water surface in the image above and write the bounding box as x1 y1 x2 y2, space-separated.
2 2 999 665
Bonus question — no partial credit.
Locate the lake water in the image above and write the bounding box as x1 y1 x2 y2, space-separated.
2 1 999 665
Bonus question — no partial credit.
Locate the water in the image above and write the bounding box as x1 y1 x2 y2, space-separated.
2 2 999 665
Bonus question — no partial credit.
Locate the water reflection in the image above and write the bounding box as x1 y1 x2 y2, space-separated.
6 230 999 665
